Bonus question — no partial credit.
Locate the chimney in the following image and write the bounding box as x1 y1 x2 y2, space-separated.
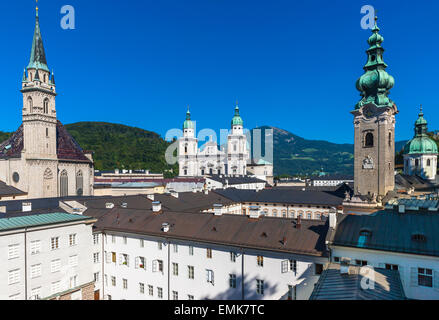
152 201 162 213
171 190 179 198
162 222 170 233
296 215 301 229
22 202 32 212
147 194 155 201
121 202 128 208
249 206 261 219
204 189 209 195
329 207 337 229
105 203 114 209
213 204 224 216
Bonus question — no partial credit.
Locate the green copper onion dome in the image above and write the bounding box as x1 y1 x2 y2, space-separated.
403 107 438 155
183 108 195 130
355 16 396 110
231 104 243 126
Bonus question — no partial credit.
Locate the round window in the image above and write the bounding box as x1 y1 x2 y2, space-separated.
12 172 20 183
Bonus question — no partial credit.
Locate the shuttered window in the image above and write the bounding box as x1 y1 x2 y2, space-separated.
51 259 61 273
30 241 41 255
8 244 19 260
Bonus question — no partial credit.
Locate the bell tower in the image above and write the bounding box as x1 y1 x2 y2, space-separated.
227 103 248 175
178 107 198 176
21 5 57 160
351 16 398 201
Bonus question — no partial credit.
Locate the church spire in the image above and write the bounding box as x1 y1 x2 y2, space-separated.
355 15 396 110
27 1 49 72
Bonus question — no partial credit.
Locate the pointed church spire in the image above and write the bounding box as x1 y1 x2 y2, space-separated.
22 68 27 82
50 70 55 85
27 1 49 72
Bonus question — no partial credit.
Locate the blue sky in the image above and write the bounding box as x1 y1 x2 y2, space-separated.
1 0 438 143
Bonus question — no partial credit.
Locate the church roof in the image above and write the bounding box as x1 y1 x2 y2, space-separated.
27 9 49 72
403 108 438 155
0 121 92 163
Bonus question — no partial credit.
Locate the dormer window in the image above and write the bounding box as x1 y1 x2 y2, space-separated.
412 234 427 242
358 229 372 247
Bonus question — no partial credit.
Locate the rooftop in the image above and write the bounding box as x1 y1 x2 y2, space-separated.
0 181 27 197
207 175 267 185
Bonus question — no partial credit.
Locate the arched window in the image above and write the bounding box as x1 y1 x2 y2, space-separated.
44 74 47 83
184 144 188 154
233 144 237 152
365 132 374 147
76 170 84 196
60 170 68 197
415 159 419 167
272 209 278 217
427 159 431 167
388 132 392 147
43 98 49 114
28 97 33 113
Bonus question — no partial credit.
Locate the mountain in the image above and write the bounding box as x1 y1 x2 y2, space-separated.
64 122 177 176
251 126 409 177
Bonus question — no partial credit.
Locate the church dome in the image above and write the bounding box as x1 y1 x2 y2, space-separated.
231 105 243 126
183 109 194 129
403 107 438 155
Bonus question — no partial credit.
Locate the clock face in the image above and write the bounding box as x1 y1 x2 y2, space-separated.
363 107 374 118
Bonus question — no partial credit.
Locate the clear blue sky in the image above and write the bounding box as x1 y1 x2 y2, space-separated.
1 0 438 143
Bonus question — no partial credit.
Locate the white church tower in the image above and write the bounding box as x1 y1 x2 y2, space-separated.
227 103 249 175
178 108 198 176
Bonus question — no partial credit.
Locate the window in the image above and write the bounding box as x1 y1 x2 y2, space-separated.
120 253 129 266
136 256 146 269
112 252 116 263
385 264 399 271
412 234 427 242
123 236 127 245
8 244 19 260
418 268 433 287
257 256 264 267
315 263 324 275
427 159 431 166
173 263 179 276
60 170 68 197
43 98 49 114
207 248 212 259
111 276 116 287
388 132 392 147
139 283 145 294
94 252 100 264
105 275 108 286
9 294 20 300
287 285 296 300
123 279 128 289
355 260 367 267
76 171 83 196
93 234 99 245
51 259 61 273
28 96 33 112
51 281 61 294
94 272 100 282
148 285 153 296
158 287 163 299
230 252 237 262
188 295 194 300
358 229 372 247
140 239 144 248
256 279 264 295
69 275 78 289
112 235 116 244
173 244 178 253
188 266 194 279
290 260 297 274
206 269 214 285
30 287 40 300
229 274 237 288
158 242 163 250
334 257 340 263
281 260 289 273
51 237 59 250
69 255 79 267
30 264 42 278
173 291 179 300
153 260 164 273
365 132 374 147
30 240 41 255
189 246 194 256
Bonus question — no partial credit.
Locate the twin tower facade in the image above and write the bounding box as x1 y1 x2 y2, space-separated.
178 105 249 177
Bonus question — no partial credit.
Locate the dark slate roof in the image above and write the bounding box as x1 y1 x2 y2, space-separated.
91 208 329 257
0 181 27 197
310 264 406 300
310 174 354 181
394 174 439 192
0 121 91 163
331 210 439 257
153 191 235 212
207 175 267 185
214 188 343 207
272 183 353 199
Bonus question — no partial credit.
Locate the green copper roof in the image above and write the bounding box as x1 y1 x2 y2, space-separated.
232 105 243 126
0 213 93 231
183 108 195 129
27 10 49 72
355 17 395 110
404 107 438 155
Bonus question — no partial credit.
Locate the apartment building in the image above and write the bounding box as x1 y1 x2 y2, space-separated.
0 211 96 300
88 205 330 300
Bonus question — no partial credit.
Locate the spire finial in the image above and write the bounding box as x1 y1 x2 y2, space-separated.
419 104 424 116
36 0 39 16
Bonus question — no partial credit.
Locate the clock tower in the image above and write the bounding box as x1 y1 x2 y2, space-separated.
351 16 398 201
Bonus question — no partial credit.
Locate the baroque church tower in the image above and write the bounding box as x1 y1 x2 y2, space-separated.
227 104 249 175
352 17 398 201
22 6 57 160
178 108 198 176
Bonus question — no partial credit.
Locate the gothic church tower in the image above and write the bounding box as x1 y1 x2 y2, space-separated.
351 17 398 201
21 7 57 160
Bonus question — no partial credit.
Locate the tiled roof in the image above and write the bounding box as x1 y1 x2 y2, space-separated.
0 181 27 197
0 121 91 163
310 264 406 300
91 208 329 257
0 212 94 231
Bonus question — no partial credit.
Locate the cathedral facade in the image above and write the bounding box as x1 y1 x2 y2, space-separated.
0 8 94 199
178 105 249 177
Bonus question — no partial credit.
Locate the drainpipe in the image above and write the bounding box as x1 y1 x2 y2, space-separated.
167 238 170 300
102 232 105 300
24 228 28 300
241 247 244 300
